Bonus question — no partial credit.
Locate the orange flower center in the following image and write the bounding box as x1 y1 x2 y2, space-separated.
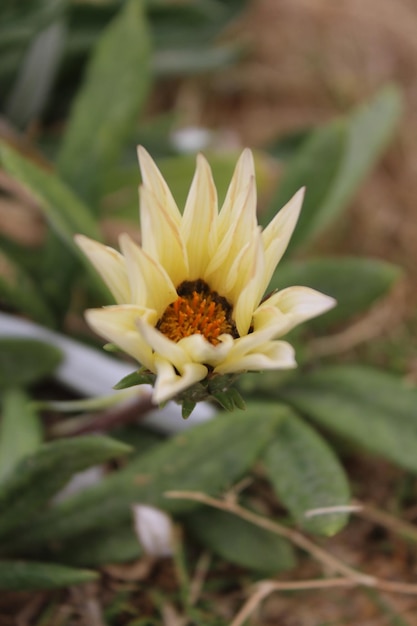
157 280 238 345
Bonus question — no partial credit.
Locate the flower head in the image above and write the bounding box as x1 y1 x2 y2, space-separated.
76 148 335 407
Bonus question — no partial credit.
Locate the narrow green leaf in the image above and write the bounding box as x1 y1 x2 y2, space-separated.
9 406 286 550
316 86 403 236
264 412 350 535
0 560 97 591
279 365 417 473
186 507 295 573
0 389 43 482
47 524 142 567
113 368 155 390
266 86 402 253
269 257 402 329
0 141 101 247
0 338 62 389
58 0 151 204
0 435 132 538
0 248 55 326
153 43 244 77
263 120 346 251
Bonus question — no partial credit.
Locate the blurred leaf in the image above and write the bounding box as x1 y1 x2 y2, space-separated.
0 435 131 538
148 0 249 47
269 257 402 330
0 560 97 591
263 120 346 251
0 248 55 326
186 507 295 573
49 524 142 567
264 412 350 535
0 389 43 482
9 406 285 550
153 42 244 77
58 0 151 204
0 141 101 248
0 338 62 389
267 86 402 253
279 365 417 472
315 86 403 238
5 20 67 127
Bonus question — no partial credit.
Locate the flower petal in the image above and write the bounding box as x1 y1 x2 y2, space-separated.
261 188 304 294
136 318 190 372
256 286 336 335
181 153 218 279
215 340 296 374
139 185 188 286
85 305 156 369
119 234 177 315
179 333 234 366
153 357 207 404
75 235 130 304
218 148 255 236
137 146 181 227
232 230 266 336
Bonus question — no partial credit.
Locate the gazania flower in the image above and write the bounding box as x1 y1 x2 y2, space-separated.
75 147 335 407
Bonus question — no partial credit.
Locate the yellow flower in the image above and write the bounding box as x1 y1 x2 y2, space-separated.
75 148 335 405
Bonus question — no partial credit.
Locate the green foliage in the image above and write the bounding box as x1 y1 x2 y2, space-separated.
0 435 132 538
185 507 296 573
0 248 55 326
279 366 417 473
266 86 403 254
263 411 350 535
58 0 151 205
3 409 282 551
0 388 43 482
0 560 97 590
0 338 62 389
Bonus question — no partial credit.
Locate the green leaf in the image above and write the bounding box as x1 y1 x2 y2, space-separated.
264 412 350 535
48 524 142 567
186 507 295 573
0 388 43 482
9 406 285 550
279 365 417 473
0 248 55 326
0 338 62 389
316 86 403 238
0 560 97 591
153 43 244 77
269 257 402 329
0 435 132 539
0 141 101 248
113 368 155 390
263 120 346 251
266 86 402 253
58 0 151 204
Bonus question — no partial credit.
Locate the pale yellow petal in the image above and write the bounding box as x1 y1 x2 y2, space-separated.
181 153 217 279
205 177 257 290
179 333 234 366
119 234 177 315
232 231 266 336
137 146 181 226
261 188 304 294
75 234 130 304
85 305 155 370
215 340 296 375
153 358 208 404
256 286 336 335
136 318 190 372
139 185 188 286
218 148 255 236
